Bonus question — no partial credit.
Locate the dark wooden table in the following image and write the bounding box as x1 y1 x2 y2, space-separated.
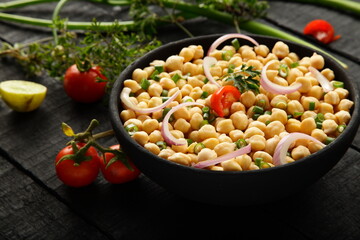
1 1 360 239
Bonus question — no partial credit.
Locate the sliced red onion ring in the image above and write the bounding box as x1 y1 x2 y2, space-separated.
207 33 260 56
193 144 252 169
273 132 326 166
308 66 334 93
120 87 180 114
261 60 302 94
203 56 221 88
161 102 204 146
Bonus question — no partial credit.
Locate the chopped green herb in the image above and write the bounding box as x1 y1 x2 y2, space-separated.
231 38 240 51
199 120 209 128
337 124 346 133
156 141 167 150
224 64 261 95
278 64 289 78
325 137 335 145
290 62 300 68
333 81 344 88
172 73 181 83
140 78 150 90
186 139 194 145
222 50 234 61
252 105 264 114
309 101 315 111
293 112 303 117
125 123 138 136
154 65 164 73
194 142 205 154
161 89 168 97
235 139 247 149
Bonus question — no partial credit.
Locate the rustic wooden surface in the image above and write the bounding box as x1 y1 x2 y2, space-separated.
1 1 360 239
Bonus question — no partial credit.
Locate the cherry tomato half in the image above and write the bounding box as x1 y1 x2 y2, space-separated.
55 143 100 187
210 85 241 117
99 145 141 184
303 19 340 44
63 64 107 103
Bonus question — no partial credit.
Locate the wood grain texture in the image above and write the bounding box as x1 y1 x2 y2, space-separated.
0 1 360 239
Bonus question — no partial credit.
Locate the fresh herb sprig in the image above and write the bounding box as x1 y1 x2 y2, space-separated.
224 64 261 94
0 20 161 88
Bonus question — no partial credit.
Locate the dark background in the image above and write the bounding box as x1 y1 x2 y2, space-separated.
1 1 359 239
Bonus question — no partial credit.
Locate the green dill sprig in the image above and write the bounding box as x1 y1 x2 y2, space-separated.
224 64 261 94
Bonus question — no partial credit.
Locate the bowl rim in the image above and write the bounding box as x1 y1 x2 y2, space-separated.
109 33 360 176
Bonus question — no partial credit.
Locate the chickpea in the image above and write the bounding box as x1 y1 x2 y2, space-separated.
311 129 327 143
120 109 136 122
149 130 164 143
216 119 235 134
230 102 246 114
165 55 184 72
318 102 334 114
234 154 252 170
158 148 175 159
322 119 338 135
248 121 267 132
310 53 325 69
301 111 317 121
189 45 204 59
264 136 280 155
247 135 266 151
179 47 195 62
168 152 191 166
214 142 236 156
246 59 263 70
189 86 203 100
240 90 256 108
254 44 269 57
132 131 149 146
291 145 311 160
321 68 335 81
253 151 273 163
183 62 200 76
335 110 351 125
270 108 288 125
124 118 143 131
308 86 324 100
202 138 220 149
265 121 285 138
172 139 188 153
228 56 243 67
159 77 177 90
229 130 244 142
197 148 217 162
174 118 191 133
295 77 312 93
287 100 304 116
334 88 349 100
241 49 257 61
272 41 289 59
181 84 193 96
132 68 148 82
198 124 218 141
144 143 161 155
287 68 303 84
337 99 353 112
147 83 163 97
286 118 301 133
244 127 265 139
301 96 319 111
300 117 316 135
257 114 271 124
230 111 249 130
221 159 242 171
142 119 159 134
147 97 162 108
173 106 190 121
270 95 288 109
324 91 340 105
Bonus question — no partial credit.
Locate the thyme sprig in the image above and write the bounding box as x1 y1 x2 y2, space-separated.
224 64 261 94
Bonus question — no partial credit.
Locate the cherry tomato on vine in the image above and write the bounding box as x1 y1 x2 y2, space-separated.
303 19 341 44
55 143 100 187
100 145 141 184
63 64 107 103
210 85 241 117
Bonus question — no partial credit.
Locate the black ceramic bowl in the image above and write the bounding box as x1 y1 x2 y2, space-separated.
109 34 360 205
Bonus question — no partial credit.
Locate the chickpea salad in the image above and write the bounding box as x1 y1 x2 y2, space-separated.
119 34 354 171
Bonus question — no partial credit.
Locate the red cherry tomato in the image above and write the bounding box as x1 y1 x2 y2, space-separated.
63 64 107 103
55 143 100 187
303 19 341 44
210 85 241 117
100 145 141 184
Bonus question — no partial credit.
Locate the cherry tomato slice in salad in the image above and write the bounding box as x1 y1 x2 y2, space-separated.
303 19 341 44
210 85 241 117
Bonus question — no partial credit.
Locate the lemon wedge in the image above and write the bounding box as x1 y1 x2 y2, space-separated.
0 80 47 112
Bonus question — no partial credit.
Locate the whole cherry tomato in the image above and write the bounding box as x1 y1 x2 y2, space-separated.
63 64 107 103
303 19 341 44
210 85 241 117
100 145 141 184
55 143 100 187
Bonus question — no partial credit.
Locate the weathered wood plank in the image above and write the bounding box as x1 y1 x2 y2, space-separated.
0 155 108 240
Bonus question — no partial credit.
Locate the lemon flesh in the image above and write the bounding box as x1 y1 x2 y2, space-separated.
0 80 47 112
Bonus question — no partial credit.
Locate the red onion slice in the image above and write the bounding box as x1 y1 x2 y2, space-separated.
308 66 334 92
193 144 252 169
273 132 326 166
261 60 302 94
203 56 221 88
161 102 205 146
207 33 260 56
120 87 180 114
